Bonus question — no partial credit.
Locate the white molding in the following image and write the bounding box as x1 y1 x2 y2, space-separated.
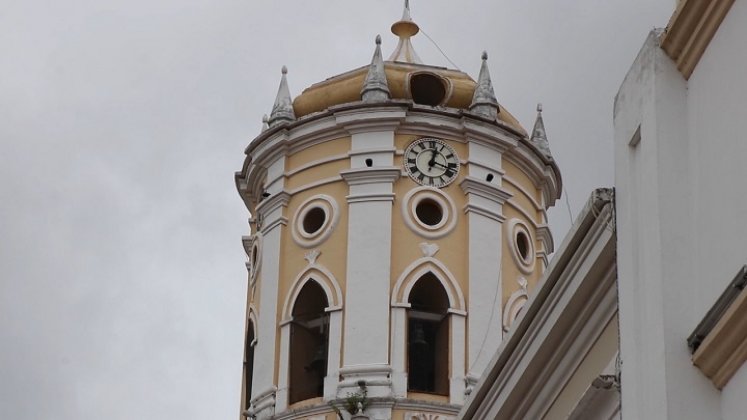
287 176 342 196
535 224 554 255
340 167 401 186
391 257 466 311
502 175 544 213
401 187 459 239
459 176 513 205
506 218 536 275
502 277 529 333
461 192 617 420
290 194 340 248
284 153 349 177
281 263 344 321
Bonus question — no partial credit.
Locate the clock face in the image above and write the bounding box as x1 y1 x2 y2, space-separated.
404 138 460 187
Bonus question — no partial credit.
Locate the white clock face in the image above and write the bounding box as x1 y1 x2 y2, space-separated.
404 138 460 187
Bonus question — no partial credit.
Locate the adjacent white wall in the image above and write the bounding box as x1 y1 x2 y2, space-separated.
614 2 747 418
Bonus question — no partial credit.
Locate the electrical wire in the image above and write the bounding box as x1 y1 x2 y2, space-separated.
419 27 461 70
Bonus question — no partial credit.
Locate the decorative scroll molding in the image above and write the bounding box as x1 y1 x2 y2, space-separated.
660 0 736 79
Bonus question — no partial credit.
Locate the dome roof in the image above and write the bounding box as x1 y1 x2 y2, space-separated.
292 62 527 136
289 2 527 136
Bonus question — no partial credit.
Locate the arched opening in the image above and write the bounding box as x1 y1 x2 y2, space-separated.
243 321 256 411
407 272 450 395
289 280 329 404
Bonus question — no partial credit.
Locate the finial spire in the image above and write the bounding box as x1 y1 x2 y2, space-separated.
361 35 391 103
388 0 423 63
530 103 553 159
469 51 500 120
268 65 295 127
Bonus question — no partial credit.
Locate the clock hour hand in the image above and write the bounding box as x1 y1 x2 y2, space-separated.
427 148 438 170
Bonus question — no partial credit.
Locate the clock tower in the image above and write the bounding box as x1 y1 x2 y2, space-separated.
235 3 561 419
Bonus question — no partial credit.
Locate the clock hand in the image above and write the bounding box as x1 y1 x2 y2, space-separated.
427 148 437 169
430 161 451 170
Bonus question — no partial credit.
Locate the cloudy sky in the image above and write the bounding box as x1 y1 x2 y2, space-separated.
0 1 674 419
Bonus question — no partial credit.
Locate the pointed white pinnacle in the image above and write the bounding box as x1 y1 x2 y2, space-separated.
470 51 500 120
362 34 390 103
530 102 552 159
268 65 295 128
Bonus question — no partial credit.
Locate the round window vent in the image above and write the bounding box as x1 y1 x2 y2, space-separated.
410 73 448 106
292 195 340 248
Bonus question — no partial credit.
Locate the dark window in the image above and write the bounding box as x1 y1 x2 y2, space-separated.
289 281 329 404
410 73 447 106
243 322 256 411
407 273 449 395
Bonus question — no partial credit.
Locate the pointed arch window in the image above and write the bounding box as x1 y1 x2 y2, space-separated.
407 272 449 395
242 321 256 411
289 280 330 404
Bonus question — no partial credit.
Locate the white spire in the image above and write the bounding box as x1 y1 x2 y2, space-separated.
361 35 391 103
268 65 295 127
530 103 552 158
469 51 500 120
388 0 423 64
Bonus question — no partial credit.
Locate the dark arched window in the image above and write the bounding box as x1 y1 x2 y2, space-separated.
289 280 329 404
243 321 256 411
407 273 449 395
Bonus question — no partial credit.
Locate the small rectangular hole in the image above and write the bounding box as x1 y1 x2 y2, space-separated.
629 125 641 148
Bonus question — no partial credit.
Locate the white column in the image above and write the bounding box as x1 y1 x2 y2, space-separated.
390 304 409 397
249 159 288 419
275 321 291 412
338 129 400 398
460 141 512 388
450 311 467 404
324 309 343 400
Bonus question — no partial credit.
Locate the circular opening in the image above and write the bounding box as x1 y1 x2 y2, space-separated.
251 244 258 267
415 199 443 226
302 207 326 234
516 231 530 262
410 73 447 106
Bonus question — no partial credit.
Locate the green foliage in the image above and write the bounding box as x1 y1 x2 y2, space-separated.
329 384 369 418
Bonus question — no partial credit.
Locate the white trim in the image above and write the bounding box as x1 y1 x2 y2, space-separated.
287 176 342 196
391 258 467 402
506 218 536 275
290 195 340 248
391 258 466 311
503 175 544 212
284 153 349 177
281 264 344 321
401 187 458 240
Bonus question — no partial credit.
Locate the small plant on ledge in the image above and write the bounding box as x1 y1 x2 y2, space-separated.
330 380 369 420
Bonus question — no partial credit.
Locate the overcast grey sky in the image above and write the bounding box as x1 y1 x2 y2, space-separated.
0 1 673 419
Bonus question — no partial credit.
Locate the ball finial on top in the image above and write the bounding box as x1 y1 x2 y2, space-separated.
482 51 488 61
537 103 543 113
375 34 381 45
281 65 288 75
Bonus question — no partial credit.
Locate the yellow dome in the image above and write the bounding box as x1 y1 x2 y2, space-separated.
291 62 527 136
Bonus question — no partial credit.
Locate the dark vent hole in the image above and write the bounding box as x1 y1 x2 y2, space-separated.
415 199 443 226
517 231 530 261
365 158 373 167
303 207 326 234
411 73 446 106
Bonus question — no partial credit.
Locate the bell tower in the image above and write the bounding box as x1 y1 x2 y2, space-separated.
235 3 561 419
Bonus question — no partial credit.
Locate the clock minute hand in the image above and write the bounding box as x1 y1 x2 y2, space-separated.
430 161 451 170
